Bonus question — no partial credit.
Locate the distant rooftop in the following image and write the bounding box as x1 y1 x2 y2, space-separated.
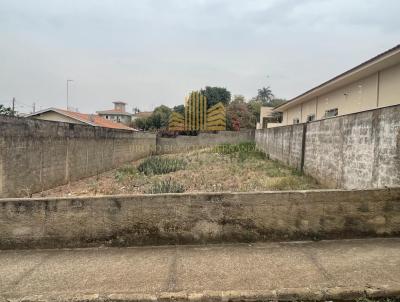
96 109 133 116
26 108 136 131
97 101 132 115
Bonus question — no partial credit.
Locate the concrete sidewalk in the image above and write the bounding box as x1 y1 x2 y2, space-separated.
1 238 400 301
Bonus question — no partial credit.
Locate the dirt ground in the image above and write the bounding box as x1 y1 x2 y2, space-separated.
33 145 321 197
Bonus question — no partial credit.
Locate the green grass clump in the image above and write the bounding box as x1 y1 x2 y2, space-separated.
269 175 318 190
115 166 138 181
146 179 185 194
213 142 266 161
137 156 186 175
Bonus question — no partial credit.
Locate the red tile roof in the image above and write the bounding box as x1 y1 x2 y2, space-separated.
28 108 136 131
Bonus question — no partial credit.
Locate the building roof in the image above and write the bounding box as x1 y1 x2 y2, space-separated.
96 109 133 116
274 44 400 112
26 108 136 131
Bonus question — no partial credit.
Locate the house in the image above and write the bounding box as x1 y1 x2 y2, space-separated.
97 102 133 126
26 108 135 131
256 107 281 129
271 44 400 127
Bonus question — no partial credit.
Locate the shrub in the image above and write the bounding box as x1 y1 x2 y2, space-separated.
115 166 138 181
269 176 317 190
146 179 185 194
137 156 186 175
213 142 266 161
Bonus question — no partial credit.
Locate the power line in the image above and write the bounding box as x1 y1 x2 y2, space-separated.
0 98 40 114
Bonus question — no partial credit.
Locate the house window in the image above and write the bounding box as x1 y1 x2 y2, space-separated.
105 115 109 119
306 114 315 122
293 118 300 124
324 108 338 118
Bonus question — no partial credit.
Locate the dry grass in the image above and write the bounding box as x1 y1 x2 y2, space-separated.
34 143 321 197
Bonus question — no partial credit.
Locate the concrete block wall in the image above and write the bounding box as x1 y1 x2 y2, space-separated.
0 116 156 198
255 124 303 170
0 188 399 249
156 130 254 154
255 104 400 189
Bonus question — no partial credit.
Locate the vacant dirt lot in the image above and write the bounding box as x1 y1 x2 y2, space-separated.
33 143 321 197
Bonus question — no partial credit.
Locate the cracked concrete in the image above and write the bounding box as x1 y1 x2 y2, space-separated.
1 238 400 301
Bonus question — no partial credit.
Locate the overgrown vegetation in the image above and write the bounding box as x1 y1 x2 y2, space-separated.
137 156 186 175
145 178 185 194
212 142 266 161
132 86 287 131
35 143 320 197
115 166 138 181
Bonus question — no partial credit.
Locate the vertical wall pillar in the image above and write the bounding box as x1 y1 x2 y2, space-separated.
65 137 70 182
300 123 307 173
0 149 3 197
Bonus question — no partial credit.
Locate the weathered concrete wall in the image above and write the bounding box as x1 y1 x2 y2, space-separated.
255 124 304 170
305 105 400 188
157 130 254 154
0 187 399 249
256 105 400 189
0 116 156 198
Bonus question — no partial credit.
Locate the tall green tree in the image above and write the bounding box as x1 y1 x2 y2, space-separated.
269 98 287 107
132 117 148 130
152 105 172 128
256 86 274 105
133 105 172 130
200 86 231 108
247 98 263 123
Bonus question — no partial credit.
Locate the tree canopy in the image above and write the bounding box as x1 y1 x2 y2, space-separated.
132 105 172 131
173 104 185 115
200 86 231 108
0 104 13 116
226 95 255 130
132 85 285 131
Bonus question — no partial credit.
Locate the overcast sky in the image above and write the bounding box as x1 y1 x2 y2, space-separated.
0 0 399 113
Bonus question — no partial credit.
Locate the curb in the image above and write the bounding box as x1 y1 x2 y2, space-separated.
3 286 400 302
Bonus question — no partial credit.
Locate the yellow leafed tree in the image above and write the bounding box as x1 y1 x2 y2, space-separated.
169 91 226 131
206 102 226 131
168 112 185 131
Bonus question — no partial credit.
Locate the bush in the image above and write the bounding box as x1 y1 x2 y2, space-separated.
146 179 185 194
213 142 266 161
115 166 138 181
137 156 186 175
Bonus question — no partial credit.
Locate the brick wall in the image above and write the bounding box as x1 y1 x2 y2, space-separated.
256 105 400 189
0 116 156 198
0 188 399 249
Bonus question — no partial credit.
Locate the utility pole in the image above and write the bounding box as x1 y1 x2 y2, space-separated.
12 97 15 116
66 79 73 110
32 102 36 113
